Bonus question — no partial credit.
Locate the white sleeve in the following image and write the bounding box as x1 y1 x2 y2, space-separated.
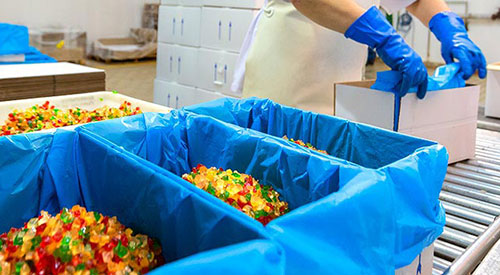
380 0 417 13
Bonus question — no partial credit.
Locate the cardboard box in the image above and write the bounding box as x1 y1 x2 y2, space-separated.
203 0 265 9
158 6 201 46
485 63 500 118
200 7 257 53
154 79 226 108
197 48 239 95
334 81 479 164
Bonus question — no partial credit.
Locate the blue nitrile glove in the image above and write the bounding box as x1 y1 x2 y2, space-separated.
345 6 428 99
429 11 487 80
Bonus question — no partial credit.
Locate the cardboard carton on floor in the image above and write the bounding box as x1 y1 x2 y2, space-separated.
334 80 480 164
486 63 500 119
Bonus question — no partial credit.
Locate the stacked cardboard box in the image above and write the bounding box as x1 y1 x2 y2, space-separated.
0 62 105 101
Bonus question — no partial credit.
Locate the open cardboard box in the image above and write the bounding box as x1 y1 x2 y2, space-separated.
334 80 479 164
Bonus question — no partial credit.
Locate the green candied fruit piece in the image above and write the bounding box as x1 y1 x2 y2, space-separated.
254 210 269 219
94 212 101 222
54 245 72 263
76 264 85 271
223 190 230 200
31 235 42 250
206 183 216 196
60 208 74 224
13 230 26 246
62 236 71 245
245 193 252 202
0 238 3 247
221 175 229 181
114 241 128 258
232 172 240 178
90 269 98 275
128 240 137 251
15 261 24 275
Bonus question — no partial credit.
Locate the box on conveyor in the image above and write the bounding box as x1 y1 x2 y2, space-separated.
333 80 479 164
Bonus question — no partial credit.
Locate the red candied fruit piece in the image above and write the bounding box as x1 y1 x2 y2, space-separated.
36 223 47 235
40 236 51 248
52 232 63 242
120 235 129 247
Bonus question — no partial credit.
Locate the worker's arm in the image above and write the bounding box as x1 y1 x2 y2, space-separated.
407 0 487 79
291 0 428 99
289 0 365 33
406 0 450 26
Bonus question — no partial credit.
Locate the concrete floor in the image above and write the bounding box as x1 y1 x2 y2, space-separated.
85 59 156 103
85 57 488 107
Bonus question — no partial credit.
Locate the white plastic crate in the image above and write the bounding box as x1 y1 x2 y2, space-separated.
0 91 171 134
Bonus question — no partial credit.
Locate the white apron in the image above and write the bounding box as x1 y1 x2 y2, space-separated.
233 0 416 115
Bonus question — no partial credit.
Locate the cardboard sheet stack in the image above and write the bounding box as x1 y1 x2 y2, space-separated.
0 62 105 101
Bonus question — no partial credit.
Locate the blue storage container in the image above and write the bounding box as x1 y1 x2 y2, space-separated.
0 129 283 274
185 98 449 268
79 108 448 274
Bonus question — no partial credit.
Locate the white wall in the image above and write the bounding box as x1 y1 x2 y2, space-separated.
402 0 500 64
0 0 160 46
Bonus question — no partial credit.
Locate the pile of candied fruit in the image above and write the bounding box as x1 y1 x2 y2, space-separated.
182 165 289 225
0 206 163 275
0 101 141 136
283 136 328 154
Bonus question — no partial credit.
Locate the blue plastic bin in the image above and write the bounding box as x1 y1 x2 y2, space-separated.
79 108 448 274
185 98 449 267
0 129 282 274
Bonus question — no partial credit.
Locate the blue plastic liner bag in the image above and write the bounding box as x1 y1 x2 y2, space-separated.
0 129 283 274
371 63 466 93
0 23 29 55
80 110 447 273
185 98 448 269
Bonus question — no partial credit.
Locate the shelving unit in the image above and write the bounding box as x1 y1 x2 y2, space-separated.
154 0 264 108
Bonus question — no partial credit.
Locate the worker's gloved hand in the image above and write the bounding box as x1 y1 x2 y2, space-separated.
345 6 428 99
429 11 487 80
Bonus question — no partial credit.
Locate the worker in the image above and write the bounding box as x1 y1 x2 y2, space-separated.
232 0 487 115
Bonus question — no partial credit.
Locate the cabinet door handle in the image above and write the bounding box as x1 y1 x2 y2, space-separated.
176 96 179 109
181 18 184 36
178 57 181 74
167 93 171 107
